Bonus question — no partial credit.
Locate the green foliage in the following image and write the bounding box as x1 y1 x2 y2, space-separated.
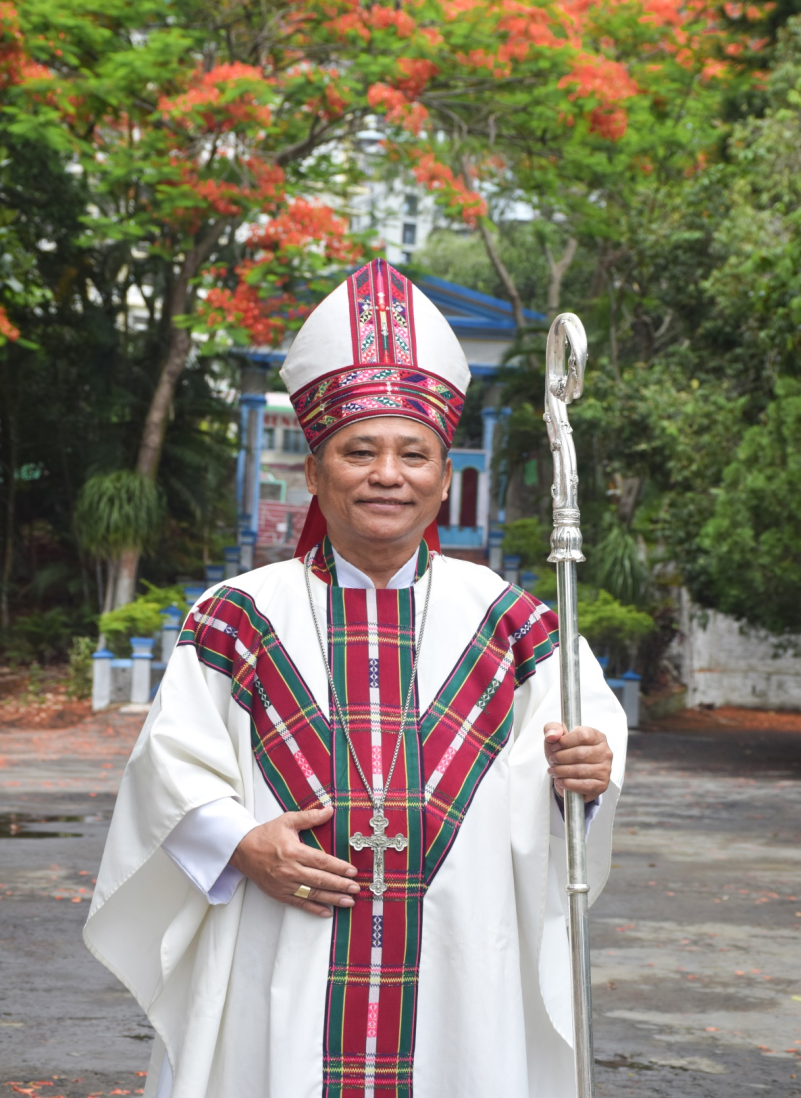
696 379 801 634
23 660 44 703
99 583 188 657
1 607 74 665
578 590 655 673
75 471 164 559
502 518 551 569
589 517 650 608
66 635 94 699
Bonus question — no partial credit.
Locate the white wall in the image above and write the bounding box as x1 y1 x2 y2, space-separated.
678 590 801 710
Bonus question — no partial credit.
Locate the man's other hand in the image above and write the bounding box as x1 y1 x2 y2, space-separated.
229 805 359 918
543 722 613 803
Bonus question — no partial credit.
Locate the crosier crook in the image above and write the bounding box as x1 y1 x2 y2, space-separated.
543 312 595 1098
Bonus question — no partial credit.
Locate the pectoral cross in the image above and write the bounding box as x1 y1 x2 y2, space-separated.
350 809 408 897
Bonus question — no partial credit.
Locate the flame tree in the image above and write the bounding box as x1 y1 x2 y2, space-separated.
0 0 766 607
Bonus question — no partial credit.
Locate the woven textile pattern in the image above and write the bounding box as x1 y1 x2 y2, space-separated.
178 549 559 1096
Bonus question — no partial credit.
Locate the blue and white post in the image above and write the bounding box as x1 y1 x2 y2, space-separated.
130 637 155 706
160 605 182 665
92 647 114 712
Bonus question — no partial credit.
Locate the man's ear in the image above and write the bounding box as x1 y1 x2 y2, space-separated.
441 457 453 501
305 452 319 495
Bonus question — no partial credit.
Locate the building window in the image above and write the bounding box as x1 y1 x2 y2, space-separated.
403 193 418 217
402 222 417 246
402 251 413 264
281 428 307 454
459 467 479 528
260 480 284 501
263 426 276 450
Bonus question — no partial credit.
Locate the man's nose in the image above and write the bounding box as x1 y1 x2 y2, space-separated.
368 453 404 485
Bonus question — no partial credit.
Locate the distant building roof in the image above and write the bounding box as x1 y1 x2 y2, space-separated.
240 272 544 378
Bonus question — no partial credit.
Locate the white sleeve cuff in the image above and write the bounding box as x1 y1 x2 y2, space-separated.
162 797 259 905
550 787 602 839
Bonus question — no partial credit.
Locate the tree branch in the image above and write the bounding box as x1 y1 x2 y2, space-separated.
478 220 525 330
545 236 578 318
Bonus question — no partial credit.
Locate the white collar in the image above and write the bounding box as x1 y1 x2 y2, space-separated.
331 545 419 590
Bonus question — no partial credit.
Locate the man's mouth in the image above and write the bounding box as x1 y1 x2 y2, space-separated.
357 498 414 509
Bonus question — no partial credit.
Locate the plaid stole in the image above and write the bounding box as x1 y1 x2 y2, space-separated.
179 540 559 1096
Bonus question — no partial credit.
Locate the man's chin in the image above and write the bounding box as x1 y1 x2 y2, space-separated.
345 511 425 544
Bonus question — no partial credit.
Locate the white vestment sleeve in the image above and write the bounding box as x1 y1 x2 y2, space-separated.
510 635 628 1071
162 797 259 905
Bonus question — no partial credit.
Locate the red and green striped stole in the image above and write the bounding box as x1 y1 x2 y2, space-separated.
179 541 558 1096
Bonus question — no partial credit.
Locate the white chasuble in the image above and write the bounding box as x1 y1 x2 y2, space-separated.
84 542 627 1098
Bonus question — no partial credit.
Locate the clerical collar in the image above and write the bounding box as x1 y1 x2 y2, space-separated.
309 535 431 588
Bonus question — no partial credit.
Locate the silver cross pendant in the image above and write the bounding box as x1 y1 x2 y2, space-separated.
349 809 408 897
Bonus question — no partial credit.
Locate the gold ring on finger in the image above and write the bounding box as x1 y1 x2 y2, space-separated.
293 883 312 900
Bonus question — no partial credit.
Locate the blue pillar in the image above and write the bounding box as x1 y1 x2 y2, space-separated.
205 563 225 587
488 527 504 575
237 391 266 560
130 637 155 706
92 648 114 712
183 584 206 605
621 670 641 729
223 546 240 579
160 604 182 664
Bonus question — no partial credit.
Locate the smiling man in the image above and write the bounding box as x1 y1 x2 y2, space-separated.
85 259 627 1098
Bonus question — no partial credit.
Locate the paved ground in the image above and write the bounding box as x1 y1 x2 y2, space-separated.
0 711 800 1097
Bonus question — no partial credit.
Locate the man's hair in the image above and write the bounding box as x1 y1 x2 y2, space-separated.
313 434 449 470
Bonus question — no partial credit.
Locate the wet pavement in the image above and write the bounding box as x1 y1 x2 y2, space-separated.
0 712 800 1096
593 728 801 1097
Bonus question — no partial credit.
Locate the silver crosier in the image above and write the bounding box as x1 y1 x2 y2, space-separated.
544 312 596 1098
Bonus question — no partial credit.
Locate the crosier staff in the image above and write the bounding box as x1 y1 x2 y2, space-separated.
543 312 594 1098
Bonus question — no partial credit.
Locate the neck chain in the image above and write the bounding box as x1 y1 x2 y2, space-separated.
304 549 434 813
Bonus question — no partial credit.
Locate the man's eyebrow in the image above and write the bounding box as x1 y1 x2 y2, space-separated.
345 434 431 446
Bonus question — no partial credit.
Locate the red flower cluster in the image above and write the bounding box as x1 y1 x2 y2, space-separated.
325 2 417 42
367 83 429 133
0 305 19 342
199 199 362 345
247 198 356 262
412 152 487 227
158 62 273 134
396 58 438 98
0 3 49 88
204 285 303 346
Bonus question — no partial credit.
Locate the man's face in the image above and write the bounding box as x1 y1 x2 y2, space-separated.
305 417 452 548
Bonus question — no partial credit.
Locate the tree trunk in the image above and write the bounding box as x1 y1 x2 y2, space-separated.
1 450 14 633
102 558 117 615
478 220 526 330
121 221 230 597
545 237 578 318
603 267 621 383
0 365 16 633
113 547 139 609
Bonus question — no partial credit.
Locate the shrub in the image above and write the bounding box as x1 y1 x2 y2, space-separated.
578 589 655 673
67 636 95 699
2 608 74 665
502 517 551 568
99 582 188 657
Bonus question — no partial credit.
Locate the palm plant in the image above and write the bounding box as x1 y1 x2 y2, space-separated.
590 515 650 607
74 470 164 611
